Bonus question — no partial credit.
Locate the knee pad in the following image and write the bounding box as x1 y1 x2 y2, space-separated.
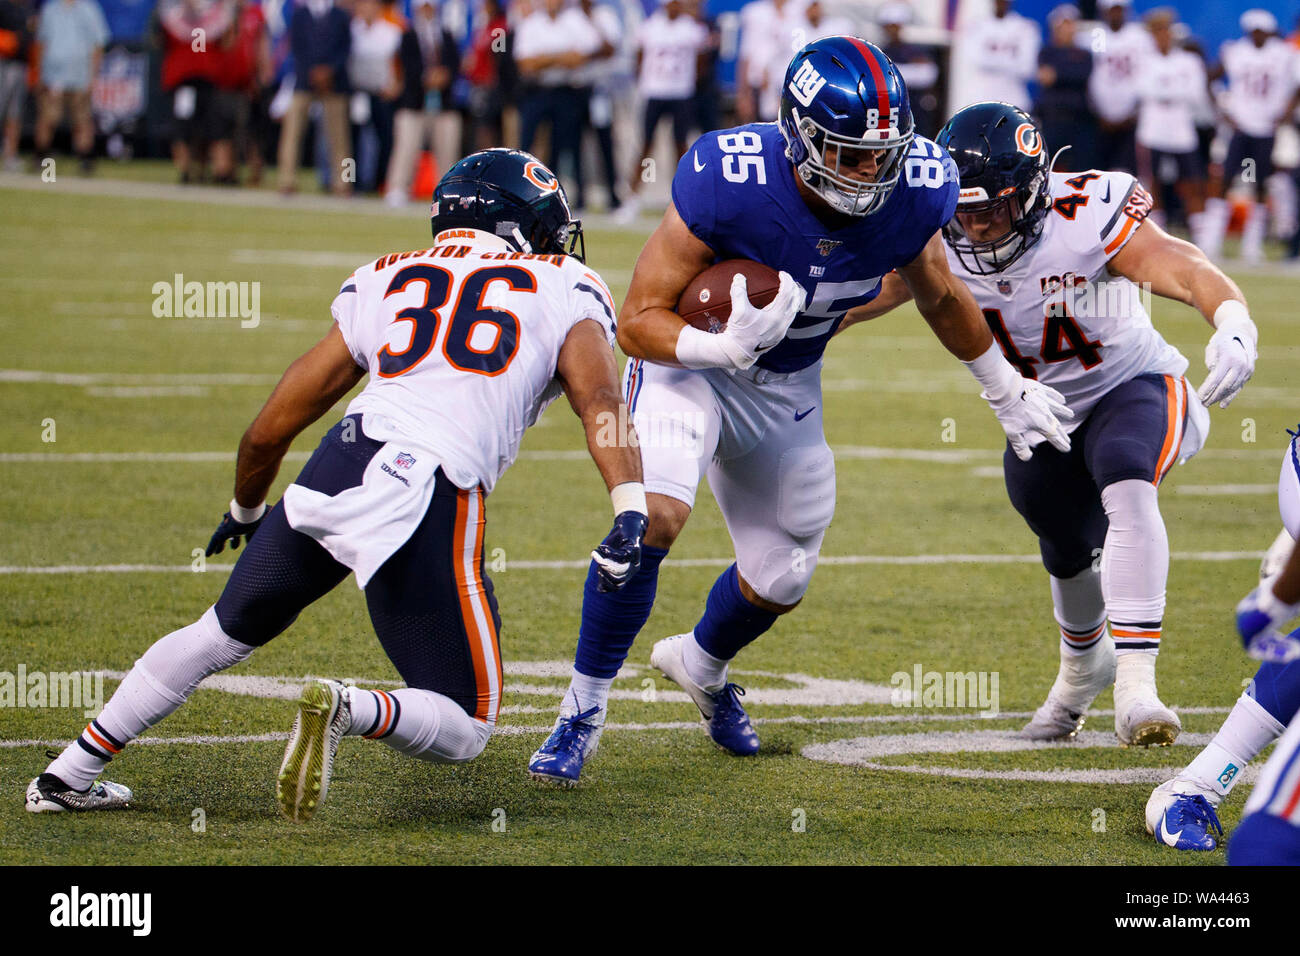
747 546 819 607
777 444 836 540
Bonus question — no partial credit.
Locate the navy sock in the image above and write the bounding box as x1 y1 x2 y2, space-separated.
693 564 778 661
573 545 668 679
1247 630 1300 724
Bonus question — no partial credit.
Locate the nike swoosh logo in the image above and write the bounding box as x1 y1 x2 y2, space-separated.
1101 183 1112 203
693 152 706 173
794 406 816 421
1159 816 1183 847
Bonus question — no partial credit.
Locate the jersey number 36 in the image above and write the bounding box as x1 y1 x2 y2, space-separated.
377 264 533 378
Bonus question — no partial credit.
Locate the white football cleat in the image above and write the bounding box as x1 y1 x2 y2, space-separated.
650 633 760 755
277 679 352 823
1021 632 1117 740
26 773 133 813
651 633 721 718
1114 654 1180 747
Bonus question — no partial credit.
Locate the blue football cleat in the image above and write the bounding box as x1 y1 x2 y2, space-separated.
650 633 760 756
528 706 604 788
1146 782 1224 851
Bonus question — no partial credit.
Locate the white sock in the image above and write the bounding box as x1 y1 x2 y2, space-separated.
1100 479 1167 659
1202 197 1227 259
1180 694 1286 802
375 688 491 763
46 607 254 790
1241 201 1267 261
344 686 391 737
560 667 613 719
1050 567 1107 657
682 631 728 692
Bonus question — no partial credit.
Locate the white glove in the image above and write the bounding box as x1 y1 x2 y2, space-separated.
988 378 1075 461
964 342 1073 461
716 271 807 370
1198 302 1257 409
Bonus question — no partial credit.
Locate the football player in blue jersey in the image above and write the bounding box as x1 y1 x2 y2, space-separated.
1146 427 1300 853
528 36 1072 786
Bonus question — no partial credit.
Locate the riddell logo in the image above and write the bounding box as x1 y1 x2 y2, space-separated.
1015 123 1042 157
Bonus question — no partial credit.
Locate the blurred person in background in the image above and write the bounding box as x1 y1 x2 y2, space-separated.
734 0 797 123
1082 0 1150 176
877 1 936 137
385 0 458 206
513 0 601 211
955 0 1039 111
1202 9 1300 263
1034 3 1093 171
576 0 621 212
348 0 402 193
220 0 272 184
278 0 351 196
461 0 511 153
792 0 850 45
1135 8 1208 242
158 0 237 184
34 0 110 174
0 0 32 172
614 0 706 223
686 0 719 143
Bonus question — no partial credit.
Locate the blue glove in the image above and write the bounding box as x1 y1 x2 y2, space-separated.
206 506 268 556
591 511 648 592
1236 584 1300 663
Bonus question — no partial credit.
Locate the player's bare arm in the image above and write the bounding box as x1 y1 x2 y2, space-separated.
1108 218 1257 408
618 202 805 370
616 203 715 365
235 325 365 510
895 233 992 361
836 271 912 333
557 318 643 492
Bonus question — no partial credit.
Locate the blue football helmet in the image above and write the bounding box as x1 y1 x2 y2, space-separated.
430 148 585 261
778 36 915 216
935 102 1052 275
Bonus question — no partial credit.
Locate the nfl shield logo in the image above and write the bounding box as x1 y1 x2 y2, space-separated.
816 239 841 257
997 279 1013 295
393 452 416 469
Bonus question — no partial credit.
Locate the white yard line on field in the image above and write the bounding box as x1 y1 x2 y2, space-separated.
0 551 1265 575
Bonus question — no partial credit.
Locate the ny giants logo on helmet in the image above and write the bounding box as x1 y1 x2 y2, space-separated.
787 60 827 108
1015 123 1042 157
523 161 559 193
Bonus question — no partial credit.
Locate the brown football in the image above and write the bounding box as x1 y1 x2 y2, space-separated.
676 259 781 333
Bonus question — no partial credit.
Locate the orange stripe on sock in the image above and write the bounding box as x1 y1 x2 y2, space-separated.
1061 623 1105 645
84 723 120 754
1111 628 1161 640
365 691 393 739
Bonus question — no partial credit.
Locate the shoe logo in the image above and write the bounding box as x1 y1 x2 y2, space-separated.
1101 182 1112 203
1158 815 1183 847
794 406 816 421
693 151 707 173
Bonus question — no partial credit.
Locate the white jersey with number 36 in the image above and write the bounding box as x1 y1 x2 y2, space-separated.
945 170 1190 433
330 238 617 493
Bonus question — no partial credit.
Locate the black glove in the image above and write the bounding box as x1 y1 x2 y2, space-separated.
591 511 648 592
206 505 268 556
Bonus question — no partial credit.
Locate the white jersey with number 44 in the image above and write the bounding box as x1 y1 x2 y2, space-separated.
330 237 617 493
945 170 1191 433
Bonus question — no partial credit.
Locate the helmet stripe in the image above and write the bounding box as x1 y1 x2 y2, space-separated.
845 37 891 129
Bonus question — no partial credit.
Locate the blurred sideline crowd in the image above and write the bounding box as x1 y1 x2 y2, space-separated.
2 0 1299 259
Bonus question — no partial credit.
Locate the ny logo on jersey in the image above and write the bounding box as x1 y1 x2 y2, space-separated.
816 239 842 257
788 61 827 108
393 452 417 469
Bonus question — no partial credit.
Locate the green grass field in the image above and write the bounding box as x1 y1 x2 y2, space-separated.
1 177 1297 865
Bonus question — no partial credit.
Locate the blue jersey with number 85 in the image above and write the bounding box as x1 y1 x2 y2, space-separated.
671 123 959 372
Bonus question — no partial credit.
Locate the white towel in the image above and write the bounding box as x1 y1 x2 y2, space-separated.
283 437 441 589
